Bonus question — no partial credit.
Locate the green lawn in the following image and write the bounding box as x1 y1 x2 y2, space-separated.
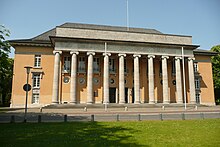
0 119 219 147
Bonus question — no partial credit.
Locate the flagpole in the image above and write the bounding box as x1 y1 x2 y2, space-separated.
182 47 187 110
126 0 129 31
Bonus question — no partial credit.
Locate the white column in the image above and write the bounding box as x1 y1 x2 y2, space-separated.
162 56 169 104
103 53 111 104
188 57 196 104
175 57 183 103
70 51 79 104
148 55 155 104
133 54 141 104
52 51 62 104
87 52 95 104
118 54 126 104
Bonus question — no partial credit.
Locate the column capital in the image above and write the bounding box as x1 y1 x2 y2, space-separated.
87 52 95 56
188 57 195 61
133 54 141 58
118 53 126 57
161 55 169 59
103 53 111 56
70 51 79 55
147 55 155 59
53 50 62 55
175 56 182 60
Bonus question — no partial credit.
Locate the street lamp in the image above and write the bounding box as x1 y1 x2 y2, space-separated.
24 66 32 123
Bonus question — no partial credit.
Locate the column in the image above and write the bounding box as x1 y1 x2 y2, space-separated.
103 53 111 104
175 57 183 103
148 55 155 104
70 51 79 104
188 57 196 104
118 54 126 104
133 54 141 104
52 51 62 104
162 56 169 104
87 52 95 104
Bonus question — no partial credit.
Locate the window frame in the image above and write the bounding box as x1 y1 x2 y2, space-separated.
34 55 41 68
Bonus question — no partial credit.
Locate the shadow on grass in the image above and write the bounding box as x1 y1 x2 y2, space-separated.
0 122 147 147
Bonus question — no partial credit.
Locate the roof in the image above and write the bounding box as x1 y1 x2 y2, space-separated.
193 49 218 56
31 22 162 42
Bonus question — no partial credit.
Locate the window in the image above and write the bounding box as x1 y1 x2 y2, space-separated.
159 61 162 77
32 93 39 104
78 56 86 72
34 55 41 67
109 58 116 73
172 59 176 76
93 57 100 73
33 74 40 88
124 59 128 73
196 93 200 103
194 62 198 73
195 78 200 90
63 56 71 72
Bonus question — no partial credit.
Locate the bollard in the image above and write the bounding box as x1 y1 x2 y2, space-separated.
116 114 119 121
38 115 41 123
104 104 107 112
10 115 15 123
181 113 185 120
195 105 198 111
84 107 87 112
162 106 165 110
200 113 204 120
40 107 43 113
159 113 163 121
138 114 141 121
125 107 128 111
91 114 94 122
64 115 67 122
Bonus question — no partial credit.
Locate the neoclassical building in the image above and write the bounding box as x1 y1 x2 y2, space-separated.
10 23 216 107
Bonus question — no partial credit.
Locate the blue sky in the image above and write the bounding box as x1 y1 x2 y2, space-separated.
1 0 219 57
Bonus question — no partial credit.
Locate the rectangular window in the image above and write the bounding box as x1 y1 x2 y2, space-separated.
32 93 39 104
196 93 200 104
78 56 86 72
64 56 71 72
93 57 100 73
194 62 198 73
124 58 128 73
34 55 41 67
195 78 200 89
172 59 176 76
109 58 116 73
33 74 41 88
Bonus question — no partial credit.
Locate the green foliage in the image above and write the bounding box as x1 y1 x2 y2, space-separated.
0 25 13 106
211 45 220 89
0 120 219 146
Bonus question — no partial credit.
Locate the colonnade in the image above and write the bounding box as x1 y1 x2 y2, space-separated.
52 51 196 104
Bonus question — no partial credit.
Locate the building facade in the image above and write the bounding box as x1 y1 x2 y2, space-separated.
10 23 216 107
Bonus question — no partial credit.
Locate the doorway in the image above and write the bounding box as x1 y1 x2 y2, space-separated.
109 88 116 103
125 88 128 103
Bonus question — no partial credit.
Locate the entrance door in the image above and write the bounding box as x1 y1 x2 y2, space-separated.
125 88 128 103
109 88 116 103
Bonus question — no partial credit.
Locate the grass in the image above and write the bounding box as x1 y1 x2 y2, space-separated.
0 119 219 147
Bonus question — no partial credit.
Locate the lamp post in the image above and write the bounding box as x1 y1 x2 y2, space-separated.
24 66 32 123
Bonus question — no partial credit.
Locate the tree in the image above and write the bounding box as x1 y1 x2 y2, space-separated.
0 25 13 106
211 45 220 104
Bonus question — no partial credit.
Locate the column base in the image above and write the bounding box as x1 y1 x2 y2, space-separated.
177 101 183 104
149 101 155 104
103 102 109 105
134 101 141 104
163 101 170 104
119 101 125 104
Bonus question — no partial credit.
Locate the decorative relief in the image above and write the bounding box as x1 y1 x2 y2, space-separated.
79 78 85 84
